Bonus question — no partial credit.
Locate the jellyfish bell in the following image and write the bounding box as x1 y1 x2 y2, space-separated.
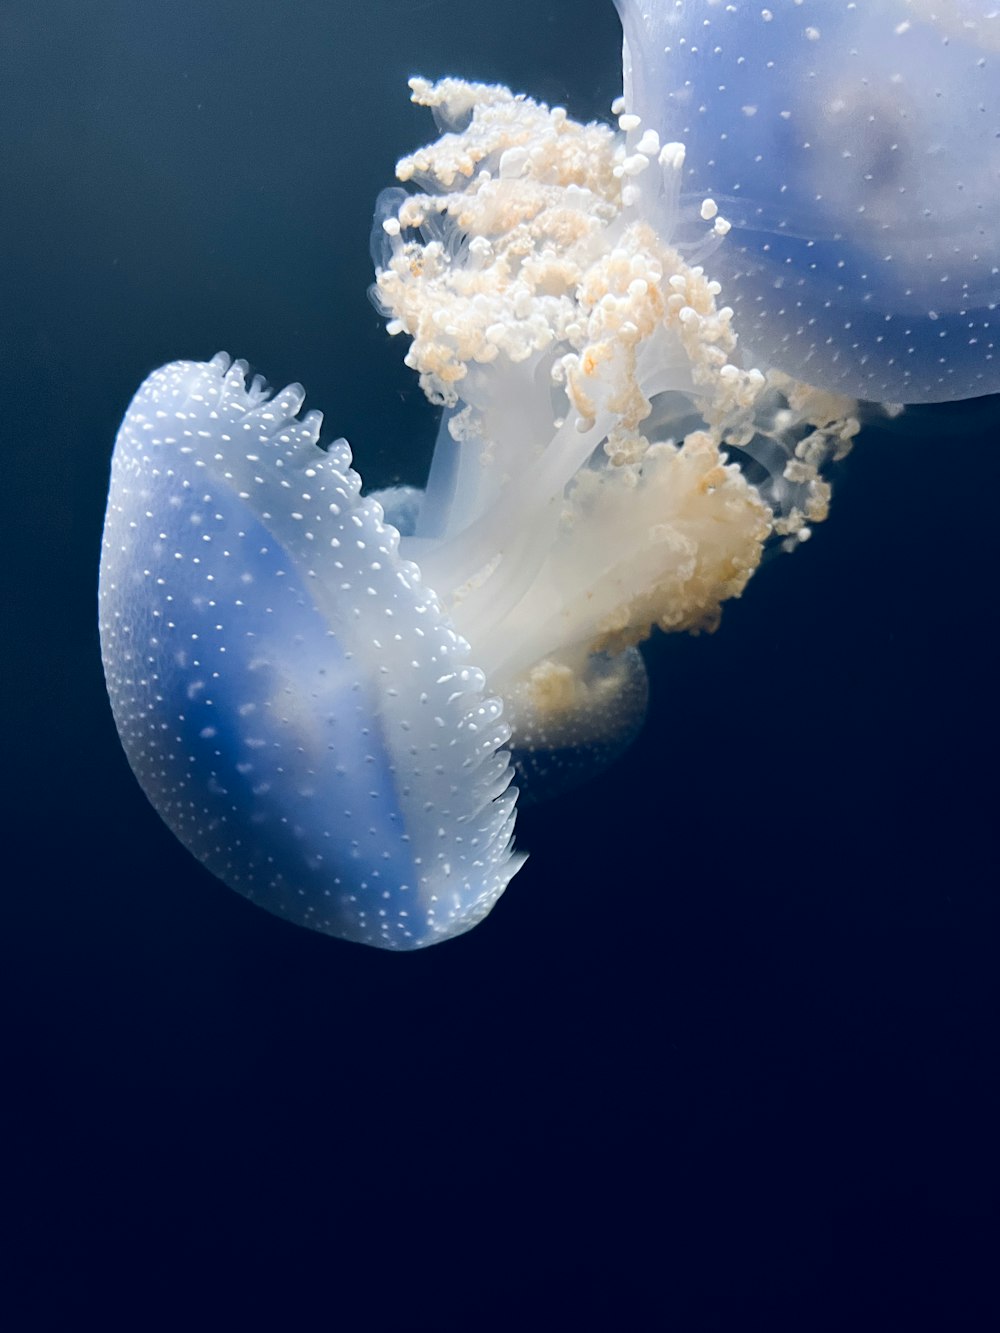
99 355 525 949
615 0 1000 403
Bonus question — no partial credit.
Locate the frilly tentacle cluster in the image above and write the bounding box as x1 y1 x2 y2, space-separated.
369 78 863 733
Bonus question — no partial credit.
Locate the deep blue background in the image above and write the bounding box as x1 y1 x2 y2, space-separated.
3 2 997 1327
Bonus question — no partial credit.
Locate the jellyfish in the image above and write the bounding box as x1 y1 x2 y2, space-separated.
100 1 999 949
614 0 1000 402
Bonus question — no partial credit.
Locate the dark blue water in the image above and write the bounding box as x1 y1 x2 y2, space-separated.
2 2 997 1327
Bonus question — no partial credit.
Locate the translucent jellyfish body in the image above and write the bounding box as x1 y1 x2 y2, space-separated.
99 357 524 948
615 0 1000 402
102 78 861 949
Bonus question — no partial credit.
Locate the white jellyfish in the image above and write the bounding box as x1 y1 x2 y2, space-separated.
614 0 1000 402
100 2 998 949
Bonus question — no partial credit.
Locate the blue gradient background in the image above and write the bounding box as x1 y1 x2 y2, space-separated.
2 2 997 1327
